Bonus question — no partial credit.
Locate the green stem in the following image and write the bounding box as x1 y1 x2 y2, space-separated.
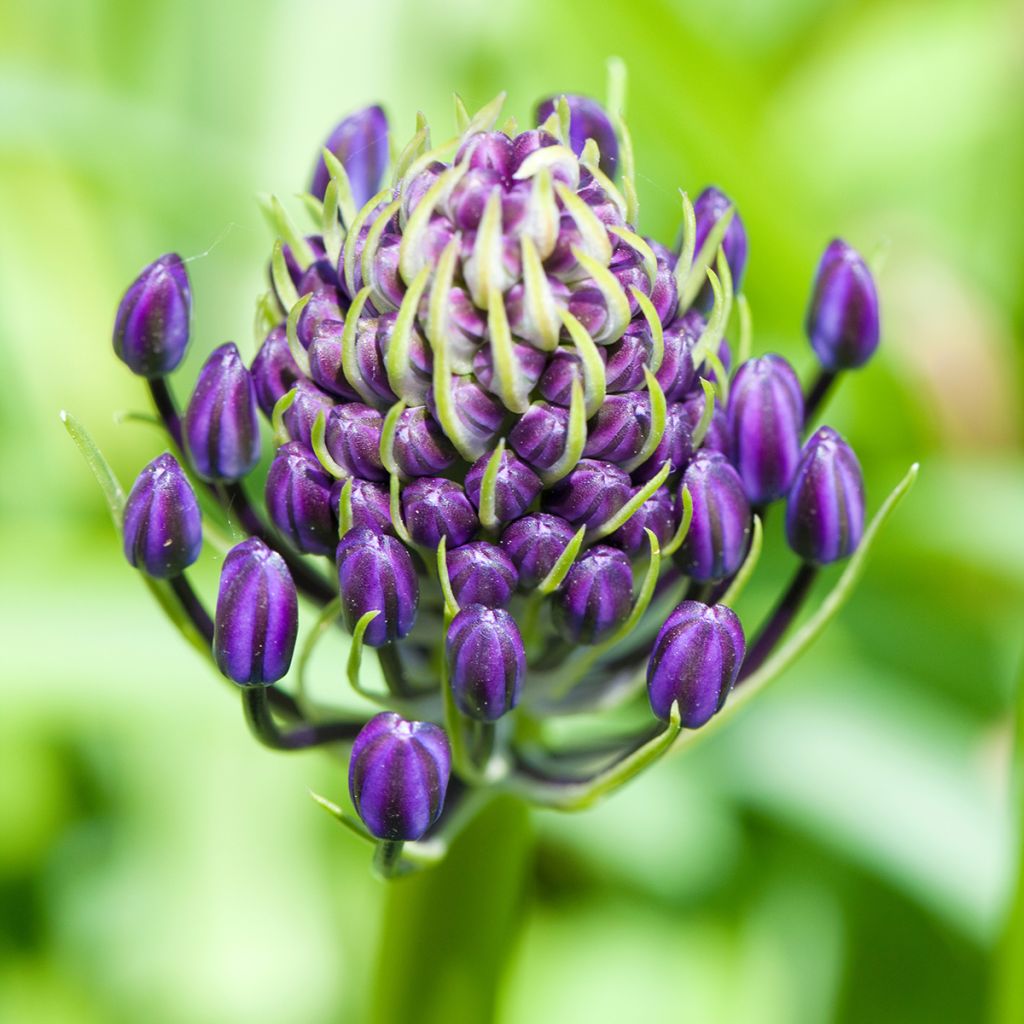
368 795 533 1024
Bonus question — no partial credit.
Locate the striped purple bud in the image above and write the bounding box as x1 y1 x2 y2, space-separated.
447 605 526 721
473 340 547 399
310 105 390 206
214 538 298 685
184 343 261 482
336 528 418 646
333 478 392 535
251 324 303 416
605 328 655 393
557 545 633 644
656 311 702 400
679 451 751 582
535 94 619 176
282 379 335 447
693 187 748 303
607 486 679 555
454 131 515 178
401 478 478 548
500 513 577 589
537 348 588 407
508 403 570 473
446 541 518 608
296 290 343 349
264 442 335 555
543 459 631 529
465 451 542 525
786 427 865 564
728 354 804 504
806 239 880 371
349 712 450 841
428 377 504 455
347 315 399 407
122 453 202 578
647 601 745 726
632 402 693 484
324 403 386 481
307 320 362 402
112 254 191 378
584 393 653 466
392 407 456 478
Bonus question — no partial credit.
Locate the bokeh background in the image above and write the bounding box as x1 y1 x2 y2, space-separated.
2 0 1023 1020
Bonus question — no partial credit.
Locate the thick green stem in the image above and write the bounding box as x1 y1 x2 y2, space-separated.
368 795 533 1024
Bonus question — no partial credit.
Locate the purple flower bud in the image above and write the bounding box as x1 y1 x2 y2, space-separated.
332 477 392 535
296 255 338 297
446 542 518 608
499 513 576 590
473 340 547 398
184 343 261 482
632 402 693 484
728 354 804 504
510 128 559 174
392 407 456 478
693 187 748 304
371 234 406 308
806 239 880 371
349 712 450 841
324 403 386 481
537 347 590 407
680 393 731 457
657 310 702 400
604 328 654 393
543 459 631 528
264 442 335 555
448 167 504 231
608 486 679 555
122 453 202 578
785 427 865 564
283 379 336 446
214 538 298 685
251 324 303 416
647 601 745 726
679 452 751 582
401 478 478 548
465 451 542 525
297 290 343 349
508 402 570 473
336 529 418 646
307 320 362 401
447 605 526 721
427 377 505 453
454 131 515 178
310 105 390 206
112 254 191 378
557 545 633 644
584 393 653 466
535 95 618 176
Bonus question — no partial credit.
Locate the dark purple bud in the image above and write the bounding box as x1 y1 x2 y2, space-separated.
473 340 547 398
392 407 456 477
296 290 343 349
265 442 335 556
349 712 450 841
401 162 445 220
251 324 304 416
557 545 633 644
455 131 515 178
401 478 478 548
310 105 390 206
346 316 399 407
446 542 518 608
806 239 880 371
122 453 202 578
113 254 191 378
650 264 679 325
332 477 393 535
693 186 748 304
296 255 338 297
184 343 261 482
543 459 631 528
282 379 336 446
324 403 386 481
448 167 504 231
647 601 745 726
680 392 731 457
728 354 804 504
336 529 418 646
536 95 618 177
465 451 542 525
447 605 526 722
608 486 679 555
307 320 362 401
657 311 702 400
632 402 693 484
214 538 298 685
679 451 751 582
510 128 559 174
508 402 570 473
583 393 652 466
427 377 505 453
605 328 654 393
785 427 865 564
500 513 577 589
537 347 591 407
371 234 405 308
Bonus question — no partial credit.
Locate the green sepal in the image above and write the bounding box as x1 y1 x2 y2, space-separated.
630 287 664 373
559 310 606 417
690 378 717 448
340 287 376 405
680 206 734 312
388 474 414 547
462 92 507 136
735 293 753 368
343 187 392 298
271 387 299 447
524 168 560 261
399 163 468 284
690 258 730 372
703 345 731 407
258 194 314 267
361 195 403 312
346 610 391 704
465 188 506 308
391 121 430 188
661 483 693 558
570 247 631 343
379 400 407 478
580 147 629 220
540 377 587 486
271 240 299 313
536 525 586 596
720 514 762 608
309 790 376 845
613 113 639 225
296 192 324 226
285 291 313 376
555 95 573 145
321 179 344 269
620 367 667 474
672 190 697 307
487 293 531 413
513 144 581 191
254 290 279 343
453 93 470 132
608 225 657 287
337 478 355 538
386 265 431 402
477 439 506 531
589 461 671 542
519 234 562 351
310 409 347 478
436 535 460 619
321 147 359 229
556 181 613 266
606 55 628 119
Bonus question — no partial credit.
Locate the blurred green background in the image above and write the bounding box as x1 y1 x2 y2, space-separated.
2 0 1023 1020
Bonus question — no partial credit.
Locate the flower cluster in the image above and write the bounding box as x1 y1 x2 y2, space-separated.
104 88 906 876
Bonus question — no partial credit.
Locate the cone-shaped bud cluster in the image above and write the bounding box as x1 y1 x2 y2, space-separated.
806 240 879 371
786 427 865 564
447 605 526 721
214 538 298 685
349 712 451 841
647 601 745 726
123 453 202 577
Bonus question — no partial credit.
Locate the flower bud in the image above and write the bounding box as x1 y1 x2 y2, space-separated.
447 605 526 721
296 290 343 349
607 486 679 555
583 393 653 466
323 403 386 481
401 478 478 548
543 459 631 528
454 131 515 178
500 513 576 589
508 403 570 473
446 541 518 608
537 348 589 407
693 187 748 304
112 254 191 378
728 354 804 504
535 94 618 175
427 377 504 456
310 105 390 206
679 451 751 581
283 379 336 447
349 712 451 841
605 328 655 393
184 343 261 482
557 545 633 644
306 319 361 401
465 451 542 525
336 529 418 646
631 402 693 484
646 601 745 725
680 392 730 457
122 453 202 577
251 324 303 416
785 427 865 564
392 407 457 477
214 538 298 685
806 239 880 370
265 443 335 555
332 477 392 535
657 311 701 400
